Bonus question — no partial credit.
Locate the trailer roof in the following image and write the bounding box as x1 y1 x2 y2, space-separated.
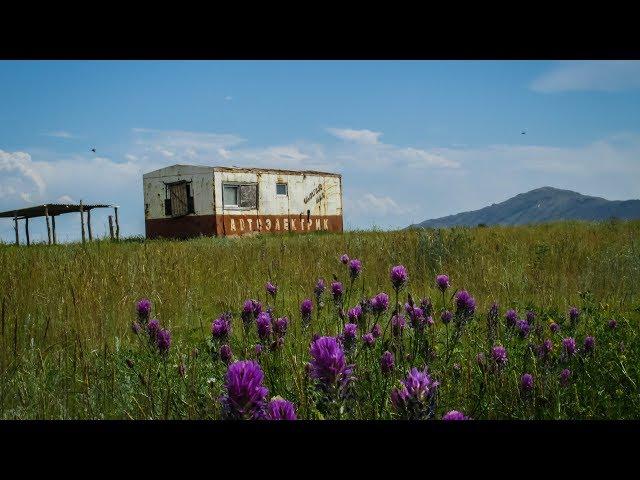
0 203 114 219
143 164 341 178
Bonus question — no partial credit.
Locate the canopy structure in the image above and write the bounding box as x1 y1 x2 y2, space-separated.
0 202 119 245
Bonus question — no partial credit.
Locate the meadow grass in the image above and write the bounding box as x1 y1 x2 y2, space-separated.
0 220 639 419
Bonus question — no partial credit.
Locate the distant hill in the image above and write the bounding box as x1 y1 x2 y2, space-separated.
410 187 640 228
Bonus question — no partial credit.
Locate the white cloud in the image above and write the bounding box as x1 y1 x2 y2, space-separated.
531 61 640 93
327 128 382 145
57 195 75 204
43 131 77 139
129 128 246 165
0 150 47 198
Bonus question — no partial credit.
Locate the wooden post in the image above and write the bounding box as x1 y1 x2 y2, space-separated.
45 206 52 245
108 215 114 240
13 213 19 246
52 216 57 244
87 208 93 241
25 217 30 246
80 201 86 244
114 206 120 240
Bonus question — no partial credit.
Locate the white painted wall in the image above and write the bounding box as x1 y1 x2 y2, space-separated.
213 169 342 217
143 165 214 220
143 165 342 220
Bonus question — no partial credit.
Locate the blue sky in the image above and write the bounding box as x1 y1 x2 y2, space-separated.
1 60 640 242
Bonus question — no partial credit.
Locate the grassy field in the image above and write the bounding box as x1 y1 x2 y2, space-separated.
1 220 639 419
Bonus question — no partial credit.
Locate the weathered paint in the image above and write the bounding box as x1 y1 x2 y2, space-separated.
143 164 343 239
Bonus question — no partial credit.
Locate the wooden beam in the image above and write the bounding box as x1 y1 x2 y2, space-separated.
52 215 57 244
25 217 30 246
80 200 86 244
14 213 19 245
114 206 120 240
87 208 93 241
45 206 52 245
108 215 114 240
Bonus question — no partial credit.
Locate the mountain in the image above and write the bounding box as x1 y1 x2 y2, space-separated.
410 187 640 228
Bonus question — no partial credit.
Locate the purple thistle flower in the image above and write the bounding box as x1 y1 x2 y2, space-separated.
569 306 580 323
455 290 476 317
156 328 171 354
362 332 375 347
505 309 518 327
242 299 262 324
371 323 382 338
560 368 571 387
525 311 536 324
583 336 595 354
307 336 352 390
380 351 395 374
340 254 350 265
314 278 326 298
489 302 499 318
265 397 297 420
608 319 618 329
220 344 233 365
419 298 433 317
348 259 362 279
436 274 450 292
539 339 553 357
442 410 468 420
520 373 534 392
273 316 289 338
265 282 278 297
562 337 576 356
342 323 358 350
390 265 408 290
407 306 425 329
391 368 439 420
221 360 269 420
348 305 363 323
391 314 406 337
331 281 344 301
441 310 453 325
426 316 434 327
300 299 313 325
147 318 160 340
370 292 389 314
131 321 141 335
516 319 530 338
492 345 508 366
550 322 559 333
136 298 151 321
255 344 263 356
211 313 231 340
256 312 273 341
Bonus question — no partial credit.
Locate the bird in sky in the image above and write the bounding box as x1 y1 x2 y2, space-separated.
90 147 96 153
521 131 526 135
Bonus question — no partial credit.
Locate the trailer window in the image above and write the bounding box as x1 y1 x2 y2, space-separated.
223 183 258 209
276 183 288 196
223 185 239 207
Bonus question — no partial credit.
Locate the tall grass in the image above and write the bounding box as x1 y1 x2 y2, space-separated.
1 220 639 419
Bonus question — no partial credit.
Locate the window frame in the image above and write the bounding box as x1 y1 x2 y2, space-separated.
164 180 194 217
276 182 288 196
222 181 259 210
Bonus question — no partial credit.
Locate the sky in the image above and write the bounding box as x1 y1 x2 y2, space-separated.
1 60 640 242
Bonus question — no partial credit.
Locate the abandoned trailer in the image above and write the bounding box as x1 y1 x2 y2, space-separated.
143 165 343 239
